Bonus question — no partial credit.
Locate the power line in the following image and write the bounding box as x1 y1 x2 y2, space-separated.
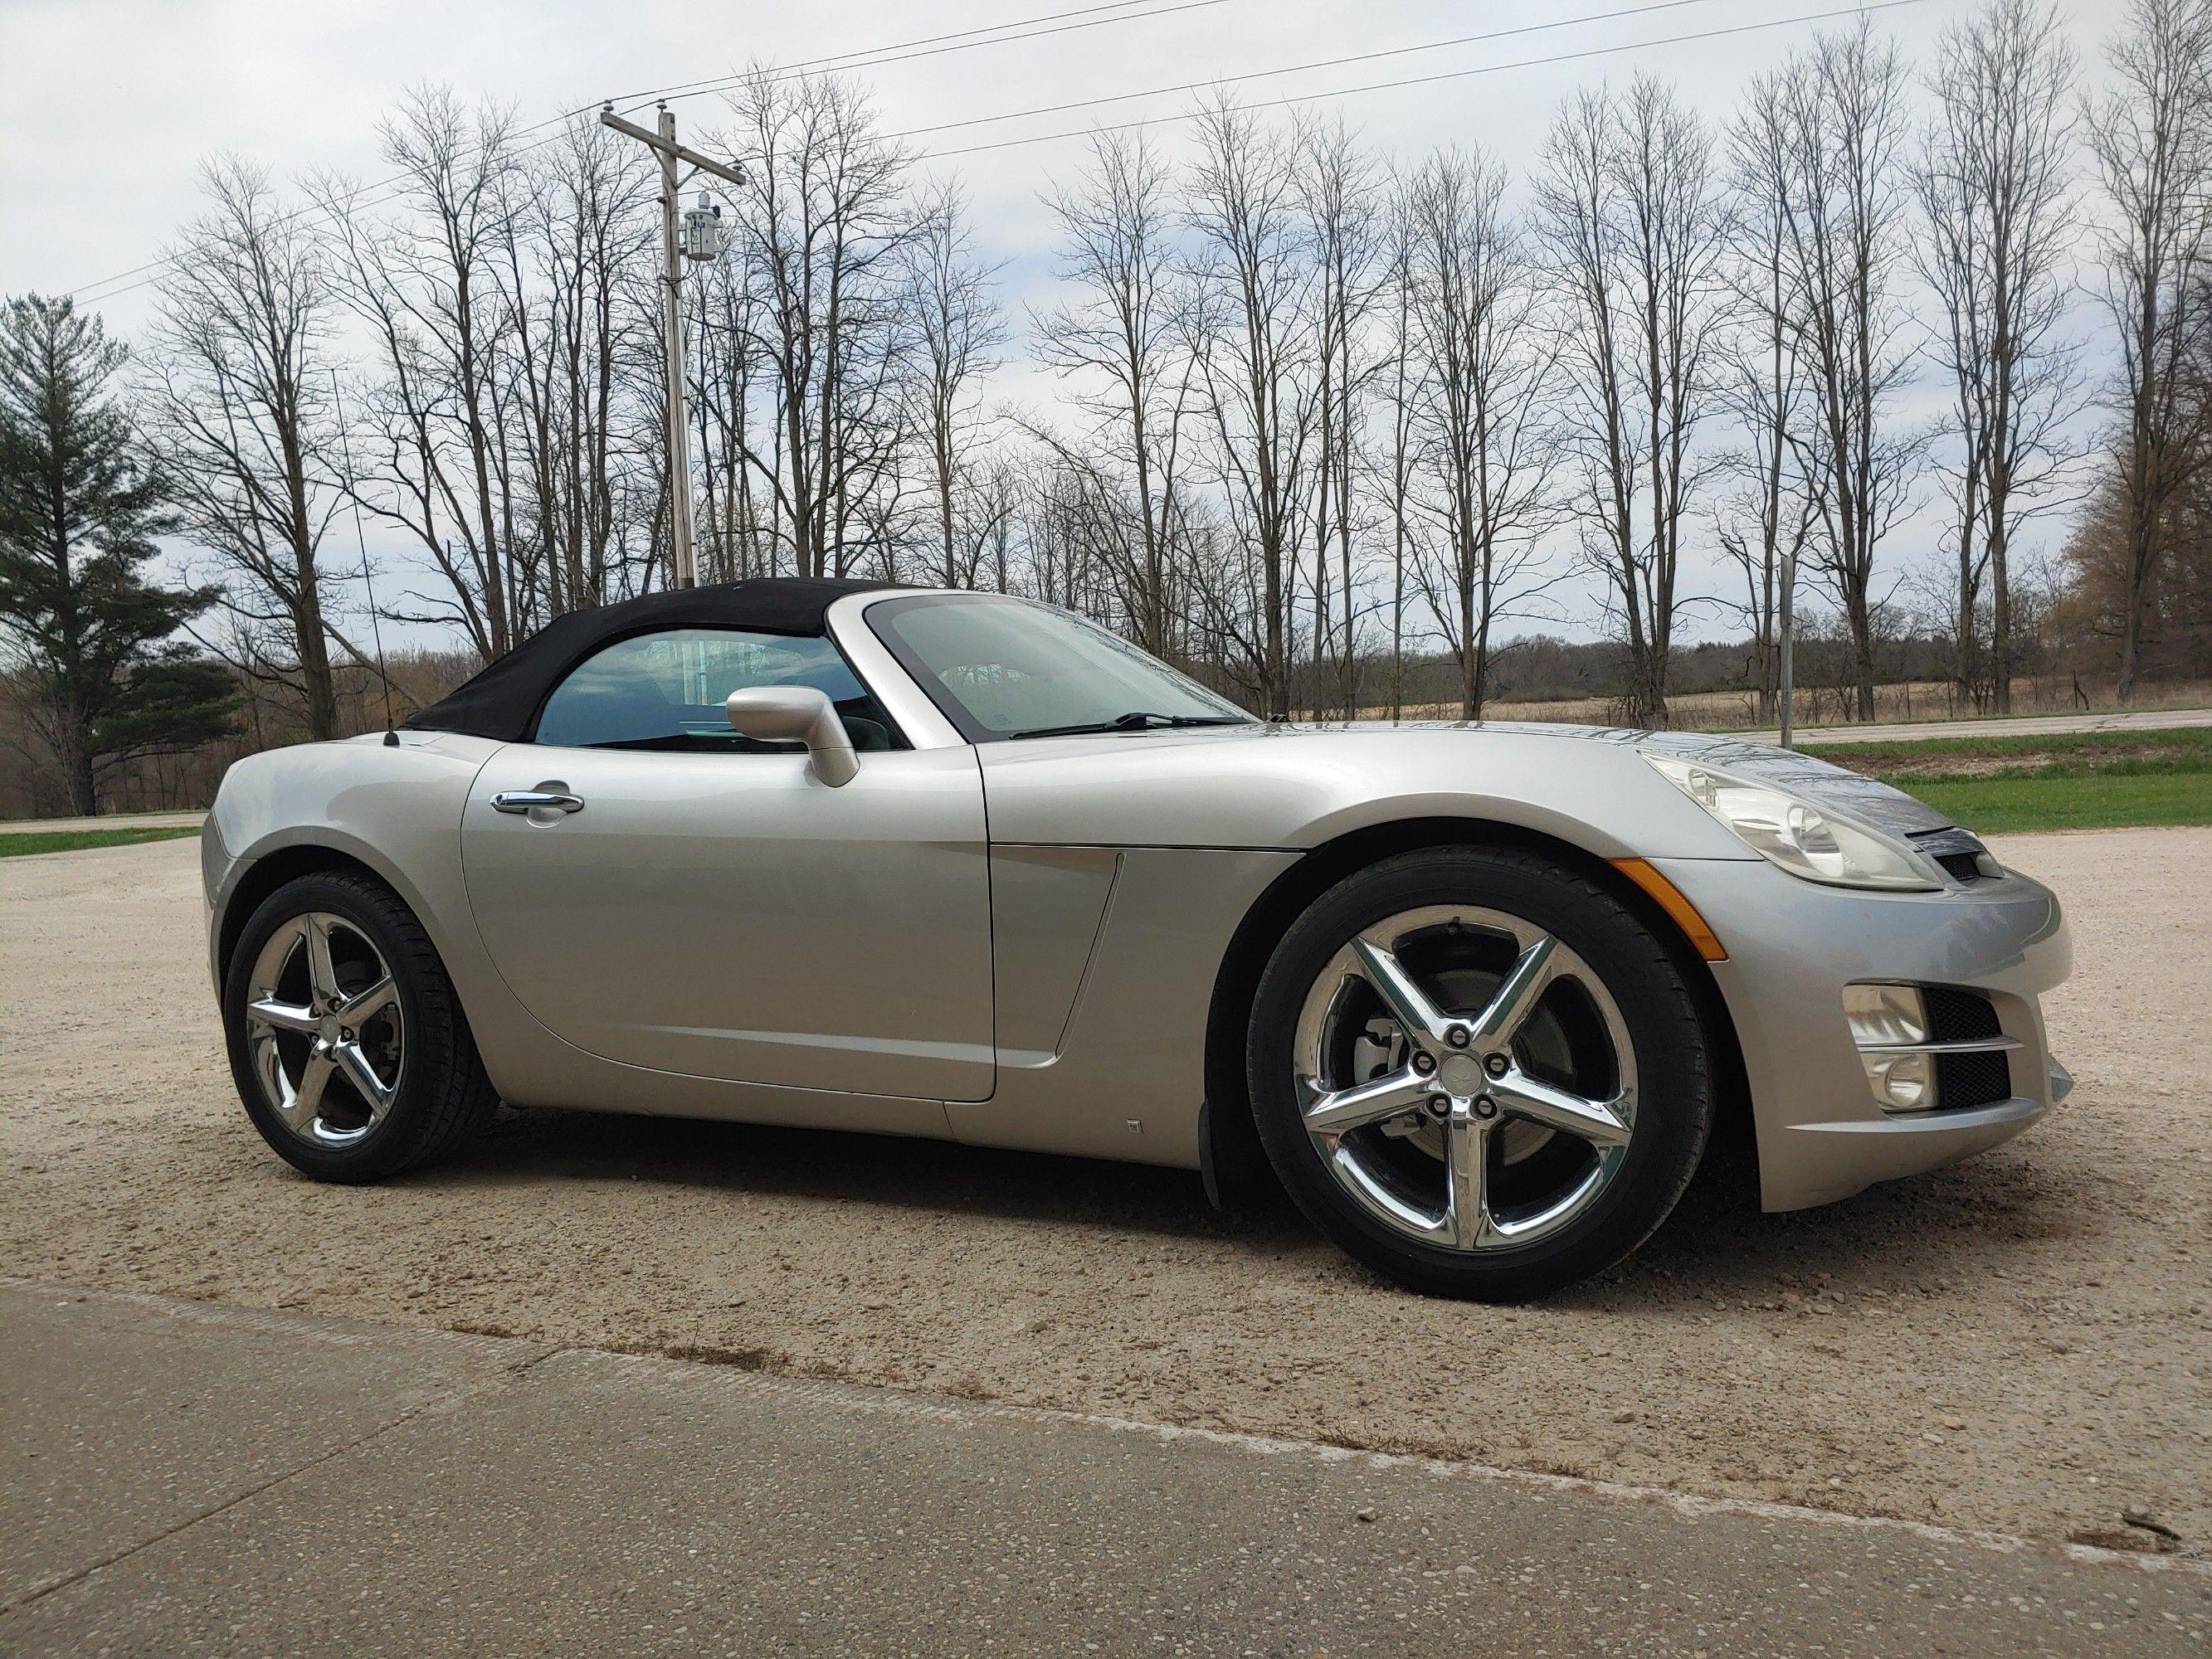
918 0 1933 158
318 0 1892 243
894 0 1723 140
610 0 1228 114
74 0 1931 307
64 0 1232 304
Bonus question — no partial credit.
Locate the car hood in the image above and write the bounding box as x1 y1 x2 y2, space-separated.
979 718 1956 853
1041 720 1950 835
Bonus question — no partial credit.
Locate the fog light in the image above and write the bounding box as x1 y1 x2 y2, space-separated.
1843 983 1927 1047
1861 1049 1935 1112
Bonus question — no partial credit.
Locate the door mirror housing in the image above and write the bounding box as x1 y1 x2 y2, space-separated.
725 686 860 786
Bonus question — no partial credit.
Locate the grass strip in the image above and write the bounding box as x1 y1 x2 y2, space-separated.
1894 772 2212 835
0 825 201 858
1804 726 2212 777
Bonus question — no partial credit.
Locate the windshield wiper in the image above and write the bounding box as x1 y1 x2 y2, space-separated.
1006 711 1251 740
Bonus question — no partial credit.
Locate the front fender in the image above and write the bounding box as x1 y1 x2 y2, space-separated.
203 732 548 1100
208 733 499 968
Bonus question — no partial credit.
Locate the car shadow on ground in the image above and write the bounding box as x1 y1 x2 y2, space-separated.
418 1100 2092 1298
443 1104 1277 1246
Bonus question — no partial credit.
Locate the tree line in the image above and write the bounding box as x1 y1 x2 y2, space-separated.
4 0 2210 813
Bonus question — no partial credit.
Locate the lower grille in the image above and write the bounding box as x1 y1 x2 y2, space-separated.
1937 1048 2013 1109
1925 986 2003 1043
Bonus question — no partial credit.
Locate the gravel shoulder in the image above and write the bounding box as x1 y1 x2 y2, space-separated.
2 829 2206 1555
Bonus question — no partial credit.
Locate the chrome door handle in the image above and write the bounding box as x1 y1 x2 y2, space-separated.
491 790 585 815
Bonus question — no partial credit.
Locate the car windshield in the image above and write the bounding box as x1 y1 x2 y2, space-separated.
868 596 1254 742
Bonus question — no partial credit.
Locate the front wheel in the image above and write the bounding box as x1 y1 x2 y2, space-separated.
1245 846 1713 1300
222 871 499 1183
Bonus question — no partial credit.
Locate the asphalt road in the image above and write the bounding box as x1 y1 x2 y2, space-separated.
2 1282 2202 1658
1742 706 2212 746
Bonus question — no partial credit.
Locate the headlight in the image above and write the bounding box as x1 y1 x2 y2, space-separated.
1644 755 1942 891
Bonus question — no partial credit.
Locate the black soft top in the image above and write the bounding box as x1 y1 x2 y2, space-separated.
406 577 896 742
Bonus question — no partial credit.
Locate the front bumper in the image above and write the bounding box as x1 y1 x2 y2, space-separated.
201 813 234 994
1651 855 2071 1212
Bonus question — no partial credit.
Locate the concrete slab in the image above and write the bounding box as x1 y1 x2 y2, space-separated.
0 1284 537 1610
1 1282 2204 1657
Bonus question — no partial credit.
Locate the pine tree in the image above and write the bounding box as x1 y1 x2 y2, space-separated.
0 294 235 815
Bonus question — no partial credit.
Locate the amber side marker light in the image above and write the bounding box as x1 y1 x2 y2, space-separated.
1610 858 1728 962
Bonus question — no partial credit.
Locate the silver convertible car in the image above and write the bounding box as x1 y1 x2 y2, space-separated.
202 578 2072 1299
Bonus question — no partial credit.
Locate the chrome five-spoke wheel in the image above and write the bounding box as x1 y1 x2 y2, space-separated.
226 872 499 1181
1255 849 1710 1297
243 911 404 1148
1293 904 1640 1255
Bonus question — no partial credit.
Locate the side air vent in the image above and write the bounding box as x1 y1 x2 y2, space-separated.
1909 825 2002 883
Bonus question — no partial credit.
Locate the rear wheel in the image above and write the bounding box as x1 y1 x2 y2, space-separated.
1246 846 1712 1300
223 872 499 1182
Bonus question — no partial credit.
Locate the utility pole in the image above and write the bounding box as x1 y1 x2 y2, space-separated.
653 106 694 591
1778 547 1797 750
601 103 744 591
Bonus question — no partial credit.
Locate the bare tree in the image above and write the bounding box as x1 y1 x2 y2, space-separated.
504 117 656 615
317 88 528 659
1185 96 1320 720
1401 148 1559 718
1298 116 1385 718
2086 0 2212 701
1537 78 1728 727
692 226 773 582
903 181 1008 589
719 68 919 580
143 159 346 739
1034 131 1198 655
1376 193 1422 719
1717 69 1816 722
1916 0 2083 714
1770 20 1921 720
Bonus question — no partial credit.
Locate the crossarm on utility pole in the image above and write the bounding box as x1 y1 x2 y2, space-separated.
597 107 748 189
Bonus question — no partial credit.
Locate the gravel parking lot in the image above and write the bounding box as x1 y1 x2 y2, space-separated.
2 829 2205 1556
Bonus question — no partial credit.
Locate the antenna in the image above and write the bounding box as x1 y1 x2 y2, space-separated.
327 368 398 743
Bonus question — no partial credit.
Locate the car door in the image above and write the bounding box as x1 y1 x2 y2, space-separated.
460 625 993 1102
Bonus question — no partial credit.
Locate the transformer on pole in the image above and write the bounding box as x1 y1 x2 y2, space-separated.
682 193 725 263
599 103 744 591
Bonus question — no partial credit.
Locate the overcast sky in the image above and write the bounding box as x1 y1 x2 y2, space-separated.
0 0 2139 647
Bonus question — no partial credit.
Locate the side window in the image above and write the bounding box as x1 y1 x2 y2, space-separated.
534 628 900 752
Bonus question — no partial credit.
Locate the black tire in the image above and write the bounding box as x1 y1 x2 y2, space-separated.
1245 846 1713 1301
222 871 499 1183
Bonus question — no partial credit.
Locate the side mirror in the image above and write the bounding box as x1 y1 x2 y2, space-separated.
725 686 860 787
